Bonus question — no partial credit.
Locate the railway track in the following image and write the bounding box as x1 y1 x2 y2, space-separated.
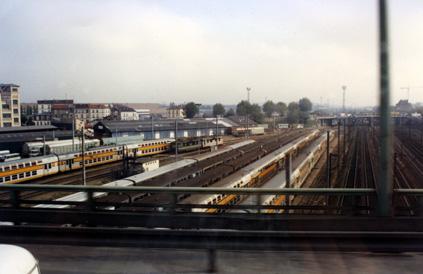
99 130 311 208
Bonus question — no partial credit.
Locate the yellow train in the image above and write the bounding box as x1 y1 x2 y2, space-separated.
263 131 333 213
0 139 173 184
182 130 321 213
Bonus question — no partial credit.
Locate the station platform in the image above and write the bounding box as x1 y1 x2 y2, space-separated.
21 244 423 274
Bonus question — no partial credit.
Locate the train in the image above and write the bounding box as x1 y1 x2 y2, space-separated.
34 140 256 209
1 136 226 185
182 130 322 213
170 136 223 153
0 139 174 184
262 132 333 213
23 139 100 157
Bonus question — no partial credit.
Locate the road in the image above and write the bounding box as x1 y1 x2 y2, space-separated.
22 244 423 274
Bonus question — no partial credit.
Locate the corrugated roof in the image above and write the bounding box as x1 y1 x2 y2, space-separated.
0 125 58 133
95 118 234 133
0 130 73 143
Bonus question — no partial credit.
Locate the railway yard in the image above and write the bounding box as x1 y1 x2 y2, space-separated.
2 120 423 218
0 122 409 214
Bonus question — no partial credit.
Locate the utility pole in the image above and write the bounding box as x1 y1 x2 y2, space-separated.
377 0 393 216
215 116 219 138
81 125 86 186
151 116 154 140
174 118 178 158
72 105 75 151
342 86 347 113
246 87 251 138
43 135 46 156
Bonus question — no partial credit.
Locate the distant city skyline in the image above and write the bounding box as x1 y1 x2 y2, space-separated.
1 0 423 106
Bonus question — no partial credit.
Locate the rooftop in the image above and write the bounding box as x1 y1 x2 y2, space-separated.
0 125 57 133
0 84 20 88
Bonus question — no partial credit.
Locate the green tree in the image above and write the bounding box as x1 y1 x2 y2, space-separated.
299 97 312 112
184 102 199 118
236 100 251 116
275 102 287 117
225 108 235 117
249 104 264 123
262 100 275 118
212 103 225 117
287 102 300 124
298 97 312 124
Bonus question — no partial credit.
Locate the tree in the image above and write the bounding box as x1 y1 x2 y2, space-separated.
249 103 264 123
262 100 275 118
298 97 312 124
299 97 312 112
212 103 225 117
225 108 235 117
236 100 251 116
184 102 199 118
275 102 287 117
287 102 300 124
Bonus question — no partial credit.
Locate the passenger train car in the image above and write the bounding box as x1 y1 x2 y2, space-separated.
182 130 321 213
262 132 333 213
170 136 223 153
0 139 174 184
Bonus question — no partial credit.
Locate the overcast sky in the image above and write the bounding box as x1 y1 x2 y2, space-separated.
0 0 422 107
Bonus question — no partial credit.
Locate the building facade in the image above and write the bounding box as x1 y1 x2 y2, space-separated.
37 99 74 114
167 104 185 119
74 104 111 122
109 104 139 121
0 84 21 127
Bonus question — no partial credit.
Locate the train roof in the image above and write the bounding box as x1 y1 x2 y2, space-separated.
123 159 197 184
25 138 99 146
0 155 57 166
182 131 319 204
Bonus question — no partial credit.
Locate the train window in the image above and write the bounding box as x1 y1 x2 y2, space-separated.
11 165 17 170
0 177 3 182
32 162 36 166
4 166 10 171
11 174 17 180
18 173 24 178
18 164 23 168
5 176 10 182
26 172 30 177
32 171 37 175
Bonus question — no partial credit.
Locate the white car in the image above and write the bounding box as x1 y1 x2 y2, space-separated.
0 245 40 274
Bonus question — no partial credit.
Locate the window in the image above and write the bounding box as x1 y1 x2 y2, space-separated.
5 177 10 182
18 173 24 179
26 172 31 177
32 171 37 175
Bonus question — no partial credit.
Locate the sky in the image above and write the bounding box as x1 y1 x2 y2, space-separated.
0 0 422 107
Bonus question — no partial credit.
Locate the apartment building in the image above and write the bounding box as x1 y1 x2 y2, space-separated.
0 84 21 127
74 103 111 122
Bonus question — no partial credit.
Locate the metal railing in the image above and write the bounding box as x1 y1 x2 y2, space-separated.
0 184 421 224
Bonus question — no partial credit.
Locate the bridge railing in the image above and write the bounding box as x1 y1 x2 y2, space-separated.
0 184 419 214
